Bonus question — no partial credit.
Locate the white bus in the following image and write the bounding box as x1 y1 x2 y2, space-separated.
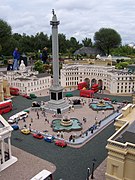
30 169 53 180
8 111 28 123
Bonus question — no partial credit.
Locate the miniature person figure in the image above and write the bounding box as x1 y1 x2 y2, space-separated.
102 110 105 114
72 105 75 112
98 120 101 126
37 111 39 119
31 118 33 123
57 131 60 137
29 124 31 131
23 117 26 123
52 113 56 118
7 59 13 71
24 124 27 128
61 131 64 138
69 135 73 142
15 118 18 124
91 127 94 134
45 117 47 122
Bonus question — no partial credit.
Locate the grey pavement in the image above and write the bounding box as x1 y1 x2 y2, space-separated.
1 94 124 180
67 111 121 145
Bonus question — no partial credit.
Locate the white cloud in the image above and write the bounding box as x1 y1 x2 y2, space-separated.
0 0 135 44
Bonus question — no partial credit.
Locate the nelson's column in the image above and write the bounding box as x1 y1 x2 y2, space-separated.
45 10 69 114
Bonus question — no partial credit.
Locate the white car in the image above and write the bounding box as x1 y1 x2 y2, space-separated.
8 111 28 123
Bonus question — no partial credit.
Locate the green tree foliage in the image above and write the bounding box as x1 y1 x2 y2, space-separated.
34 32 50 52
82 37 92 47
58 33 67 54
115 62 129 69
66 37 82 56
1 18 126 60
94 28 121 55
0 19 12 54
34 60 52 74
112 45 135 57
34 60 44 73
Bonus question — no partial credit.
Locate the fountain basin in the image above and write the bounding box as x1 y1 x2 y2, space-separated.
89 102 114 111
51 118 82 132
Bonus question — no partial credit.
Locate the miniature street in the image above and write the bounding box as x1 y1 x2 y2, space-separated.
1 90 131 180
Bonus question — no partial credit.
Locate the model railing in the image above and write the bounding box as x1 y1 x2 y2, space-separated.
107 121 135 151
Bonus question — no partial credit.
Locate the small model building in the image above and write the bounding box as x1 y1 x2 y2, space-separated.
0 60 51 95
0 115 17 171
0 79 11 101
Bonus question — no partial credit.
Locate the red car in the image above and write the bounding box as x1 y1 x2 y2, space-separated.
33 133 44 139
55 140 67 147
103 97 111 101
22 94 32 99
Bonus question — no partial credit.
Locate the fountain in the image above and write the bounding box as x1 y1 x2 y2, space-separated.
51 117 82 132
97 100 106 107
60 116 73 126
89 99 114 111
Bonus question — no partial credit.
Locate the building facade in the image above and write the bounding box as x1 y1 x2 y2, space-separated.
60 58 135 95
0 61 52 95
106 104 135 180
0 115 17 171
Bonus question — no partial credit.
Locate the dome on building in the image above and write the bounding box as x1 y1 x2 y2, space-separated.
19 60 26 72
108 55 112 59
96 54 101 59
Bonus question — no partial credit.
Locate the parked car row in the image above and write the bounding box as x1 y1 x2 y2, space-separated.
22 93 37 100
32 132 67 147
12 126 67 148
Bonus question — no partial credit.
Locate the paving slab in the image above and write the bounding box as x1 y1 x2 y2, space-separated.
0 145 56 180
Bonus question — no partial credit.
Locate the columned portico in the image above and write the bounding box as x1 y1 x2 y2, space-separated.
0 116 17 171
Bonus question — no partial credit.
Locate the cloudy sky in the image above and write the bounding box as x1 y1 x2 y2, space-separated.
0 0 135 44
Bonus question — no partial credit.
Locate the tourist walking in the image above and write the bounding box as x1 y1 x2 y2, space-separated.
42 47 48 64
13 47 20 70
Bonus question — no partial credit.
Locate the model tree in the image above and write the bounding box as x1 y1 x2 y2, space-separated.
94 28 121 55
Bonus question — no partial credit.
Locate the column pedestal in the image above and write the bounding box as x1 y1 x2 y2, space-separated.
44 85 70 113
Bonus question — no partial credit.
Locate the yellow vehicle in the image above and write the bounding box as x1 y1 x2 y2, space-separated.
21 128 30 135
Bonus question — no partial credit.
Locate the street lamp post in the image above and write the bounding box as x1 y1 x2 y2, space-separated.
91 158 96 179
86 167 90 180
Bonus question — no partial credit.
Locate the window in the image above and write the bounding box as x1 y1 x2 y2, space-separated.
58 92 62 100
51 92 56 100
112 165 118 176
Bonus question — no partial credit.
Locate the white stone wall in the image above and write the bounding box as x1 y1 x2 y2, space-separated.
4 70 52 94
60 64 135 95
8 76 51 94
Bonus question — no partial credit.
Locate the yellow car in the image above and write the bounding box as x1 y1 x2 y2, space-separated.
21 128 30 135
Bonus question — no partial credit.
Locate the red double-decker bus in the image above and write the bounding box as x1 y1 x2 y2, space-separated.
80 89 94 98
0 100 13 114
10 87 19 95
78 82 87 90
91 84 99 93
